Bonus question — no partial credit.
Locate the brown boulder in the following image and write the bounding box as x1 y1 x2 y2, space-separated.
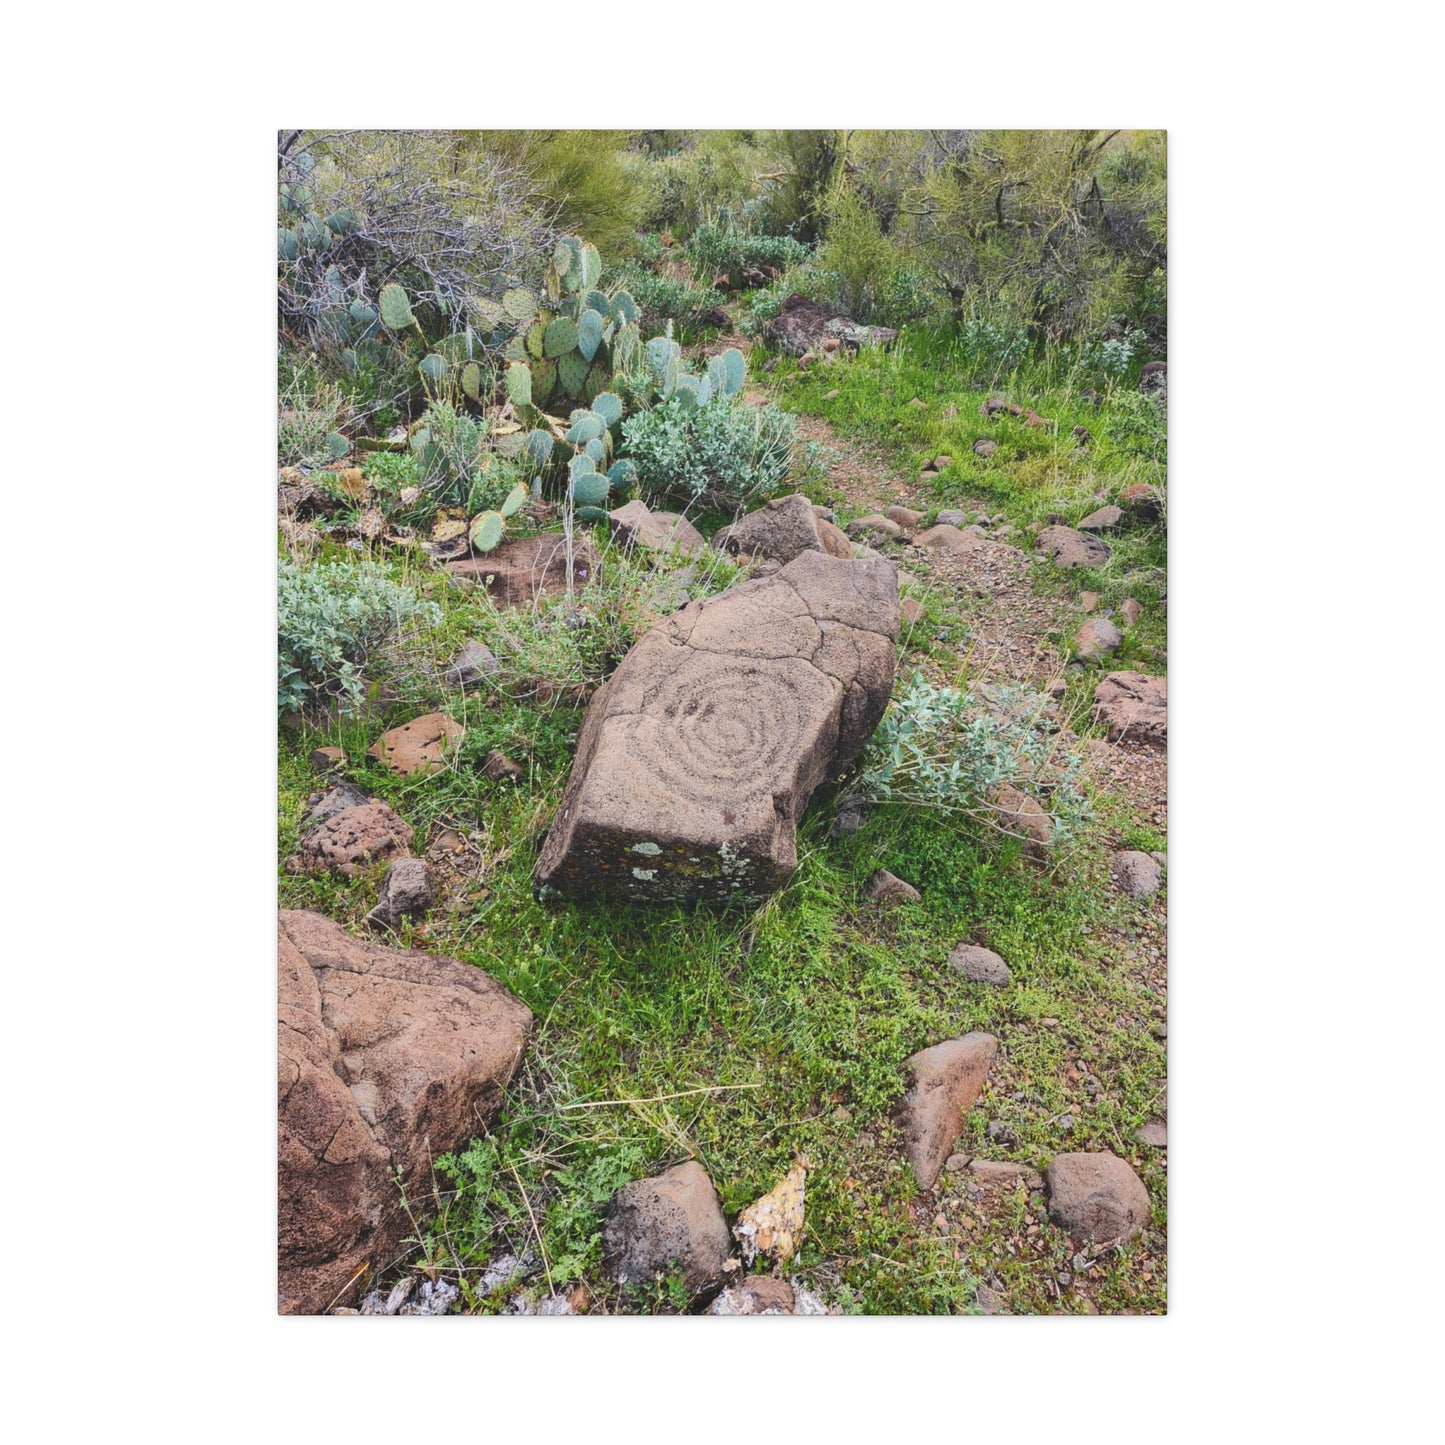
895 1033 999 1190
845 513 903 541
1036 525 1111 569
1093 671 1167 746
992 784 1053 856
886 506 925 529
291 801 413 878
1118 484 1163 521
278 911 531 1313
1073 617 1123 663
967 1159 1044 1191
534 551 898 903
913 523 984 556
446 533 598 605
1111 850 1164 898
864 868 921 905
1078 505 1123 532
1138 361 1167 399
609 499 706 557
1044 1152 1152 1244
948 944 1011 987
764 294 898 356
601 1161 733 1295
715 493 852 565
368 712 463 778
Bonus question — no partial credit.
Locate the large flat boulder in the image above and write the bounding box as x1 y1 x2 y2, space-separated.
714 493 852 565
445 533 598 605
1036 525 1111 569
278 910 531 1314
534 550 899 904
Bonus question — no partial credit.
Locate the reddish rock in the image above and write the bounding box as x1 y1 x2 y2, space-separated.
992 784 1053 857
368 713 463 778
967 1159 1045 1191
534 551 899 903
1044 1152 1152 1244
948 944 1011 987
886 506 925 529
1073 617 1123 663
864 868 921 905
715 493 852 565
764 294 898 356
1080 592 1100 613
895 1034 999 1190
278 911 531 1313
1078 505 1123 532
1119 597 1143 626
931 455 953 471
311 746 347 775
900 597 925 626
364 858 435 928
707 1277 799 1315
1117 483 1163 521
609 499 706 557
601 1161 733 1295
1036 525 1111 569
291 802 413 878
1136 1122 1168 1148
446 533 598 605
845 513 904 541
1111 850 1163 898
443 641 499 691
1022 410 1051 428
481 749 525 783
1093 671 1167 746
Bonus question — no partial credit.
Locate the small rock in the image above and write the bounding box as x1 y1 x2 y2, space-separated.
1044 1152 1152 1244
886 506 925 529
602 1161 733 1296
609 499 707 557
310 746 347 775
899 597 925 626
919 469 938 483
1136 1122 1167 1148
481 749 525 783
1078 505 1123 532
992 784 1053 857
975 1285 1005 1315
941 404 958 418
444 641 499 691
895 1034 999 1190
1073 425 1091 446
302 781 372 832
734 1161 807 1267
987 1120 1019 1147
1080 591 1099 613
908 397 927 409
707 1277 798 1316
1111 850 1163 898
947 943 1012 986
479 1253 534 1295
864 868 921 905
290 801 413 878
972 439 997 458
368 713 464 778
931 455 952 470
832 801 869 838
1093 671 1167 746
1073 617 1123 663
365 858 436 928
945 1153 971 1173
935 509 968 528
822 388 840 400
1139 361 1167 399
1118 483 1163 521
845 513 904 541
1119 598 1143 626
968 1159 1044 1191
1036 525 1111 569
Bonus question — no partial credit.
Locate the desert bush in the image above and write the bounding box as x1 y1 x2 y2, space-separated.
842 674 1089 845
606 260 728 330
687 214 811 282
277 366 348 466
621 395 797 511
278 558 442 716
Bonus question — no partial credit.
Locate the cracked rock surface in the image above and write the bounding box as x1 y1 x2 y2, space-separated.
534 550 899 903
277 910 531 1314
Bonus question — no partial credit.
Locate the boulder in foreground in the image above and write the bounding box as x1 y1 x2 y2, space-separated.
278 910 531 1314
601 1161 733 1296
1044 1151 1151 1244
534 550 899 904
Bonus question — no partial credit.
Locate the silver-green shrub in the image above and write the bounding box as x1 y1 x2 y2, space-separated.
278 558 441 715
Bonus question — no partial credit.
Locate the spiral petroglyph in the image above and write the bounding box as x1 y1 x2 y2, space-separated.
534 547 900 903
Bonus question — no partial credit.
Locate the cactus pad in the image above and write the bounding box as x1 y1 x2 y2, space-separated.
544 316 580 357
500 482 529 518
379 282 415 330
576 308 605 362
592 391 623 428
469 511 505 552
505 362 533 406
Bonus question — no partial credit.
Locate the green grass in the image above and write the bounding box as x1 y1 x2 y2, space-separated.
279 483 1168 1314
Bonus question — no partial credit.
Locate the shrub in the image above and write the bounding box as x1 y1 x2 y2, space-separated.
842 674 1089 845
621 396 797 511
606 260 727 330
277 368 347 467
278 558 441 716
687 215 811 283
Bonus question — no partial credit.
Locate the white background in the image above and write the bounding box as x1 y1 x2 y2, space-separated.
2 3 1437 1437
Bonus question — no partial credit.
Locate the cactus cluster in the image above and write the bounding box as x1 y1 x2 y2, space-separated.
467 479 530 554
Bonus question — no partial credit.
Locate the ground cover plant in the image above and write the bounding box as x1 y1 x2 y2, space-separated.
277 128 1167 1318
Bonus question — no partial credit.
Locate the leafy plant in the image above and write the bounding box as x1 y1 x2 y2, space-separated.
842 673 1089 845
621 392 796 511
277 558 441 715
